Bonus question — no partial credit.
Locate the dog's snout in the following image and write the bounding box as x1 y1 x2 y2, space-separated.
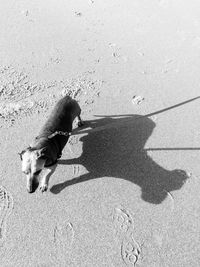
26 175 34 193
26 175 39 193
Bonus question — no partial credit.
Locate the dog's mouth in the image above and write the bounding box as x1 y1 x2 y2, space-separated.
33 169 42 176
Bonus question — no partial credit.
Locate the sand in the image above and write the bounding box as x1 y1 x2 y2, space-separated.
0 0 200 266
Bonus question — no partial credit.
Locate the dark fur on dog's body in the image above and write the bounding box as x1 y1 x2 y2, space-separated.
20 95 83 193
32 96 81 166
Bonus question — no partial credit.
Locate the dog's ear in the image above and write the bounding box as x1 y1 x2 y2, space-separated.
18 146 32 160
18 150 26 160
18 152 23 160
36 147 47 159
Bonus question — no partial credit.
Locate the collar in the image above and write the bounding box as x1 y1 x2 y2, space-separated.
48 131 71 139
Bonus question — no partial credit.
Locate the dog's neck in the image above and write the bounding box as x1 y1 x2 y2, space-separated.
31 136 50 150
31 134 69 167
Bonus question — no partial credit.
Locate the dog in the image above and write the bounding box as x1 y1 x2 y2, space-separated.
19 95 84 193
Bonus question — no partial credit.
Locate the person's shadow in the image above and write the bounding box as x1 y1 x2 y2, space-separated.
50 114 188 204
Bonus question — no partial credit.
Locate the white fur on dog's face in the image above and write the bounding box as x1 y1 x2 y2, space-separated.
21 149 46 192
21 150 45 176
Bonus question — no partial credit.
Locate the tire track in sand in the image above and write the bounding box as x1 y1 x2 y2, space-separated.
0 186 14 245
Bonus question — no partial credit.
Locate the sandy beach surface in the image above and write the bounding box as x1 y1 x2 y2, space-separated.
0 0 200 266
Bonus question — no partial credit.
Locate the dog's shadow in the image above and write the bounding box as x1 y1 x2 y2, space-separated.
50 114 188 204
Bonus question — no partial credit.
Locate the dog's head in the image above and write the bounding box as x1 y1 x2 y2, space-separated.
19 147 47 193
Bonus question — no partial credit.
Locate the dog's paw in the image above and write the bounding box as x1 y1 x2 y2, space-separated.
39 184 48 192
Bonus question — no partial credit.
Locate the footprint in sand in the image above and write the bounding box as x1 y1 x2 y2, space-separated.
0 186 13 244
121 233 141 267
113 208 133 235
53 221 75 256
132 95 144 105
113 207 141 266
72 165 80 177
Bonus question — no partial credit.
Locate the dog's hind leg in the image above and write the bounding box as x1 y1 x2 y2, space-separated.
77 114 84 127
74 101 84 127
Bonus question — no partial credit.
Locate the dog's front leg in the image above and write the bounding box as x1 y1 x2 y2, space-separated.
39 164 57 192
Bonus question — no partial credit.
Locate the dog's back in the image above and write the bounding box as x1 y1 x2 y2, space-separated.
39 95 81 137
